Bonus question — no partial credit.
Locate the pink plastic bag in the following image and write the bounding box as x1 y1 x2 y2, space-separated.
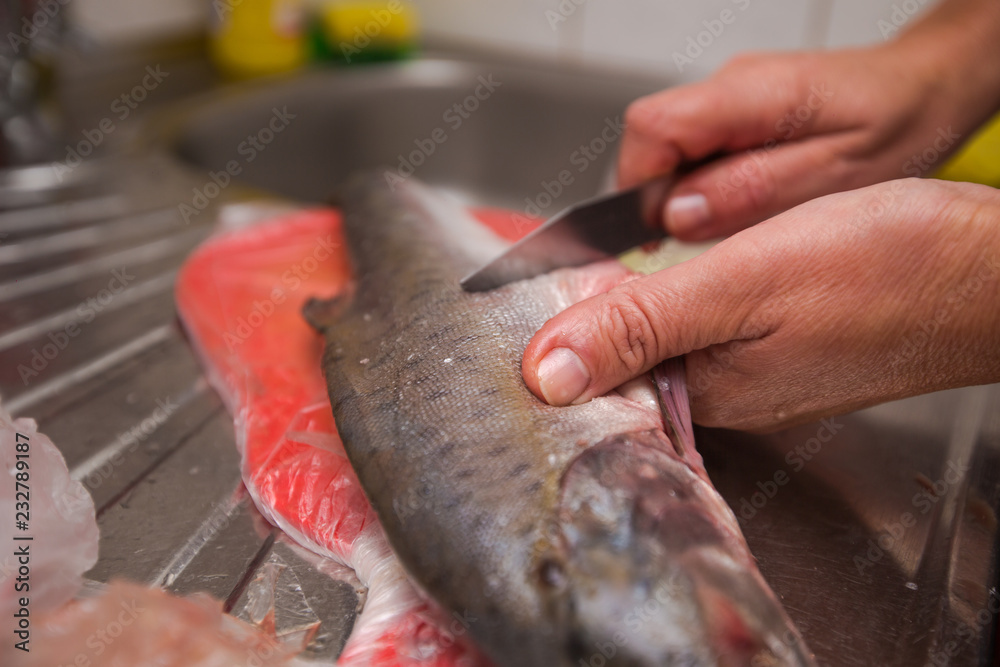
176 207 537 665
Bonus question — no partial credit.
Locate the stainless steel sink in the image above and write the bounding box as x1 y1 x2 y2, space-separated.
3 50 999 666
158 58 664 210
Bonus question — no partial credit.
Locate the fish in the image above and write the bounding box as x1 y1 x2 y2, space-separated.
304 173 817 667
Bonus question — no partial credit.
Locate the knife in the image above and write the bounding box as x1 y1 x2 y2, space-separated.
460 174 673 292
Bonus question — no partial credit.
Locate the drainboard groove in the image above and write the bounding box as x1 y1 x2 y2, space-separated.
93 403 224 517
0 228 209 300
0 195 128 233
17 336 187 426
0 269 178 351
5 324 176 415
70 376 209 484
153 484 257 588
223 530 278 614
0 208 182 263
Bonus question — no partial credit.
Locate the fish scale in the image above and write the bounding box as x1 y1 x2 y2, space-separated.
306 173 816 666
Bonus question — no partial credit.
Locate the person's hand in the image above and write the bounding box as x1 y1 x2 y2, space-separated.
621 0 1000 242
522 179 1000 431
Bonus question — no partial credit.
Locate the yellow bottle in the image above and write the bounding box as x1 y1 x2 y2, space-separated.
936 112 1000 188
209 0 307 79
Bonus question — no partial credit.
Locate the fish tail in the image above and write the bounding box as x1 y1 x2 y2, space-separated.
653 356 697 462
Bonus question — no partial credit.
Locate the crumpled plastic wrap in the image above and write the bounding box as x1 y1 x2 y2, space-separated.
0 405 314 667
175 206 535 665
10 580 304 667
0 404 99 618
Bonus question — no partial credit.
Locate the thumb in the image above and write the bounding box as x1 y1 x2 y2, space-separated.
522 248 767 406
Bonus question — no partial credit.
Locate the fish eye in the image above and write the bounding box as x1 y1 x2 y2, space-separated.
537 558 568 591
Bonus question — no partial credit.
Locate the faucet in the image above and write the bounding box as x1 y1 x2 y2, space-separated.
0 0 65 167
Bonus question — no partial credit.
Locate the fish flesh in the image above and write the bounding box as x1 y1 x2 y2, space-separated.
305 174 816 666
175 207 498 665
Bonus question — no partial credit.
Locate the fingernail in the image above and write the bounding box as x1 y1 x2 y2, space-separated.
537 348 591 406
667 194 710 232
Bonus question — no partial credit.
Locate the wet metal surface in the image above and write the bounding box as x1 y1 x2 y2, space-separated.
0 53 997 665
0 153 360 657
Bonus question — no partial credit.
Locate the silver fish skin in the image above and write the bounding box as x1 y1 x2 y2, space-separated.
305 173 816 667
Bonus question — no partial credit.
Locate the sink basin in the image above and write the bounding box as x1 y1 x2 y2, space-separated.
162 58 665 209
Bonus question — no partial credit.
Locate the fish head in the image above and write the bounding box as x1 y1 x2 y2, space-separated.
538 431 815 667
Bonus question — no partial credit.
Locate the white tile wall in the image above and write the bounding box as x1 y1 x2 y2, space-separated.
412 0 945 80
68 0 944 72
413 0 565 59
70 0 205 44
576 0 813 82
825 0 940 48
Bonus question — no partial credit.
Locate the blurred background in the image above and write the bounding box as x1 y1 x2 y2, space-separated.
18 0 986 184
69 0 931 80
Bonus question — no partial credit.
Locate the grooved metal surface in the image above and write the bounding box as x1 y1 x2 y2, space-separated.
0 152 360 659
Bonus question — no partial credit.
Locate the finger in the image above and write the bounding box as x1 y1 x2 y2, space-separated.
522 242 775 407
664 131 864 241
617 56 825 189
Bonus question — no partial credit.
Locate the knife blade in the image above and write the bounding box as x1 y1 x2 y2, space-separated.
460 174 673 292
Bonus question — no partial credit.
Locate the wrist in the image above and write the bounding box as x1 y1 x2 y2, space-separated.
890 0 1000 124
932 183 1000 389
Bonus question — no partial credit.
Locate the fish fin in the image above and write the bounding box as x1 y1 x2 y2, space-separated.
556 260 637 303
691 563 817 667
696 583 773 667
653 357 700 467
302 288 353 333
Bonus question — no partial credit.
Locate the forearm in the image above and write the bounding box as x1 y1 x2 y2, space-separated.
892 0 1000 131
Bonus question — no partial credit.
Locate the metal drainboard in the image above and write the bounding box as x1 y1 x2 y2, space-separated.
0 155 359 663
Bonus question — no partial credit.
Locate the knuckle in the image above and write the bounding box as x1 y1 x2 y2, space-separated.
598 292 659 375
624 98 660 136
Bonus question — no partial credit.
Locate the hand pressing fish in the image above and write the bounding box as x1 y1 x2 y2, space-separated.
304 174 816 666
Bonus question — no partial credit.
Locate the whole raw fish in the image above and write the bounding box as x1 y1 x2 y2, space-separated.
305 174 816 666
